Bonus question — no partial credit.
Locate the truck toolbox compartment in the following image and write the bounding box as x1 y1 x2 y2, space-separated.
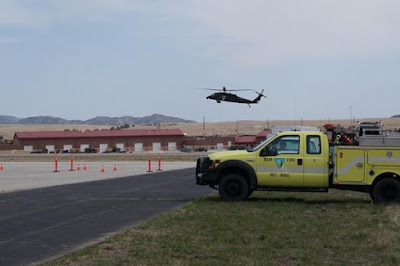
367 149 400 167
335 148 365 182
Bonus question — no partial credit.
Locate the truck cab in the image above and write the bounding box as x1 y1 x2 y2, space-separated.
196 131 400 203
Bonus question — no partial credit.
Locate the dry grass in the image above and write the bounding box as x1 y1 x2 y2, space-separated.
163 117 400 136
0 124 110 139
1 117 400 140
44 190 400 266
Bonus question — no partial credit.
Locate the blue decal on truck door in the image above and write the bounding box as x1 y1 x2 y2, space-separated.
274 158 286 168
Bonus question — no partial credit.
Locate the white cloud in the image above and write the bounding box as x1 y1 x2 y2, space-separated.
1 0 400 67
46 0 148 23
0 0 146 28
0 36 26 44
165 0 400 67
0 0 43 28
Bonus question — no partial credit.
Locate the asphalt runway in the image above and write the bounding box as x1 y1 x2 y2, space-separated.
0 168 214 265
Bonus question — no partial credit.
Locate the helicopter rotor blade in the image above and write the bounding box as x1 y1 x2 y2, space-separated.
196 88 223 91
196 88 254 92
220 86 254 92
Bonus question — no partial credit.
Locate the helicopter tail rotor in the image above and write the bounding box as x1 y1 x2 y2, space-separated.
253 89 266 103
256 89 266 98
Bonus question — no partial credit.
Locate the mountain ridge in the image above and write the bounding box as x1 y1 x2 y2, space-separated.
0 114 194 125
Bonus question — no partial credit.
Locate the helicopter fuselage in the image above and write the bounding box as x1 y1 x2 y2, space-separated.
207 92 258 104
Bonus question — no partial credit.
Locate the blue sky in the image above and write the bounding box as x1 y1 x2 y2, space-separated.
1 0 400 122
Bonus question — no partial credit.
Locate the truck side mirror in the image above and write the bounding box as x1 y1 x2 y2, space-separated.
260 148 267 157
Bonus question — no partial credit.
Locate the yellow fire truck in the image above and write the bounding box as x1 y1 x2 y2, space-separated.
196 131 400 203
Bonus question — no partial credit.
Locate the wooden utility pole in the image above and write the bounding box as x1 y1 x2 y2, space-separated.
203 116 206 135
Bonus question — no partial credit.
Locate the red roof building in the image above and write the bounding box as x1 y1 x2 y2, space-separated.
256 130 271 141
182 136 235 150
5 128 273 153
13 129 185 153
234 130 272 147
14 129 184 140
235 135 257 145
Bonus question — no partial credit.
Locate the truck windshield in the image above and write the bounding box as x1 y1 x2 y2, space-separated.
250 134 276 152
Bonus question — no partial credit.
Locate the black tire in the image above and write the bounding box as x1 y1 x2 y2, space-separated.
246 188 254 199
369 191 375 202
372 178 400 203
218 174 249 201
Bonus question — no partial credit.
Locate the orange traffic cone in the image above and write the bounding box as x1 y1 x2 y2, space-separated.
0 163 4 171
76 163 81 171
101 164 105 173
83 163 88 171
113 163 118 172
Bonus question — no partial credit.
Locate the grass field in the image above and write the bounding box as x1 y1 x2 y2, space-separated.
44 190 400 266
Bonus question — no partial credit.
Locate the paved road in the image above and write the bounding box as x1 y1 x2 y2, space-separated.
0 168 214 265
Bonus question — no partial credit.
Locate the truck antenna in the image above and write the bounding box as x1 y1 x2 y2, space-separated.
294 96 297 131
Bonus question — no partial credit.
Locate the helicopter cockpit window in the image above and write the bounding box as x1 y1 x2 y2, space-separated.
261 135 300 156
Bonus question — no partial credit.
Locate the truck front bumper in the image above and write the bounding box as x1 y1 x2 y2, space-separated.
196 172 218 186
196 157 218 186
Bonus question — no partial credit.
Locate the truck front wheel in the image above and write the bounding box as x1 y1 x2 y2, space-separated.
372 178 400 203
219 174 249 201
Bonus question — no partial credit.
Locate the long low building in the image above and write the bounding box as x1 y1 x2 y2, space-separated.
13 129 185 153
0 128 272 153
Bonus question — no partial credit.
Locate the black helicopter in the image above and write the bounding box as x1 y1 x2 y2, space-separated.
200 87 266 107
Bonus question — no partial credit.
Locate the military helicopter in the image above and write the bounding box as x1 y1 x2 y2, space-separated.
199 87 266 107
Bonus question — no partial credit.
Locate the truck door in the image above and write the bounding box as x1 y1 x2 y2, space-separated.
303 135 329 187
257 135 304 187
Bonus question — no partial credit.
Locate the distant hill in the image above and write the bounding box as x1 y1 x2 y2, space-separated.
84 116 139 125
392 115 400 118
84 114 192 125
135 114 194 125
0 115 20 124
19 116 70 125
0 114 194 125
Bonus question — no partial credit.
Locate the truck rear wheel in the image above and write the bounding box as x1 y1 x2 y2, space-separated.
372 178 400 203
219 174 249 201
